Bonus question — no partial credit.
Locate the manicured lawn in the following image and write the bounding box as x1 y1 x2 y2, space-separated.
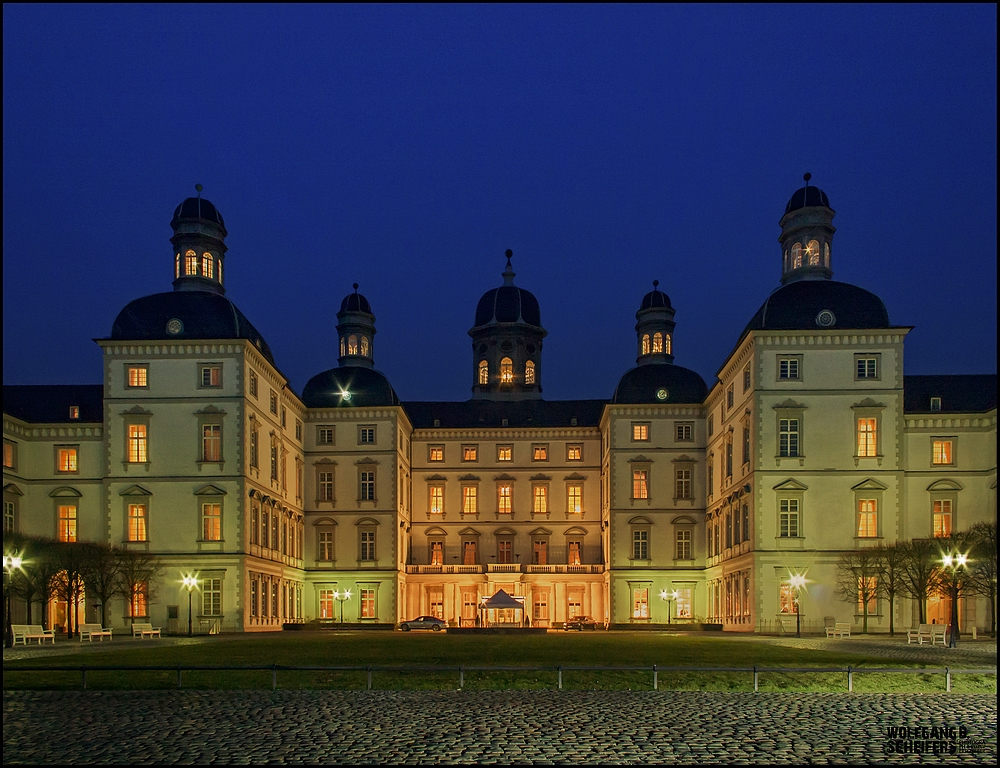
3 632 995 693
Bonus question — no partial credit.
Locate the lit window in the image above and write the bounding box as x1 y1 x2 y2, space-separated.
632 587 649 619
128 503 147 542
676 588 692 619
360 336 370 356
217 260 222 284
202 578 222 615
202 425 221 462
57 447 78 473
127 365 148 388
641 334 650 355
359 426 375 444
497 445 512 461
202 502 221 541
676 529 692 559
778 418 799 457
318 427 335 445
857 418 877 457
429 445 443 461
932 440 953 465
532 538 547 565
318 531 334 561
525 360 536 384
933 500 952 538
429 486 444 514
131 583 149 618
3 441 15 469
857 499 877 538
462 485 478 514
632 423 649 441
478 360 489 385
347 335 359 355
175 253 181 278
567 484 583 514
567 444 582 461
778 358 799 380
532 445 548 461
532 485 548 514
675 468 692 499
497 484 512 514
58 504 77 542
632 529 648 560
463 540 478 565
127 424 148 463
857 576 877 615
779 583 797 614
500 357 514 383
632 470 648 500
779 499 799 537
856 358 878 379
664 334 672 355
652 333 663 353
568 540 582 566
185 250 198 275
806 239 820 266
202 253 214 278
360 530 376 560
463 445 478 462
319 471 334 502
200 365 222 388
361 588 376 618
791 243 802 269
430 540 444 565
360 471 376 501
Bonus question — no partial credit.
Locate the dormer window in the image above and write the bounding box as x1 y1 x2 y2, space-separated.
500 357 513 384
525 360 535 384
69 406 80 420
930 397 942 412
202 253 214 278
185 250 198 275
478 360 489 385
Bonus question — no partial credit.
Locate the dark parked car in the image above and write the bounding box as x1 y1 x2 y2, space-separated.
398 615 447 632
564 615 601 631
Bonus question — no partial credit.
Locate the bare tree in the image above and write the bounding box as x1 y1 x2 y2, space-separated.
835 548 880 633
115 548 161 628
50 541 88 638
873 541 908 636
8 536 61 628
79 542 121 628
899 539 944 625
962 521 997 637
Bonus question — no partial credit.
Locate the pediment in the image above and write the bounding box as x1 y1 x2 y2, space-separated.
671 454 695 464
530 474 551 481
119 484 152 497
772 478 808 491
564 526 587 536
493 473 516 481
314 517 338 527
926 479 963 492
563 473 587 481
49 486 82 498
356 517 380 527
425 526 447 536
194 484 227 496
851 478 888 492
628 516 652 525
459 474 480 481
671 515 697 526
356 457 378 465
529 527 553 536
3 483 24 496
194 405 226 415
773 399 807 410
628 455 652 464
494 527 516 537
316 457 337 465
425 474 447 481
852 397 885 410
458 526 480 536
121 405 152 415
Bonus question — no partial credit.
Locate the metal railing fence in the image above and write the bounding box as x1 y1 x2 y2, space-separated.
4 663 994 692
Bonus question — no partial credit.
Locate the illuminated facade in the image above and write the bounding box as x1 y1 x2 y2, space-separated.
3 181 996 634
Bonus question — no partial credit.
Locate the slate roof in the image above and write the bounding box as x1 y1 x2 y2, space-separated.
302 367 399 408
612 364 708 405
639 287 672 311
474 285 542 328
903 374 997 414
741 280 891 338
402 398 606 430
784 185 831 213
3 385 104 423
171 196 226 231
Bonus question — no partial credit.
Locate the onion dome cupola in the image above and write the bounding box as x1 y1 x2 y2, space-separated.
469 250 547 401
170 184 228 295
337 284 376 368
779 173 835 285
635 280 676 365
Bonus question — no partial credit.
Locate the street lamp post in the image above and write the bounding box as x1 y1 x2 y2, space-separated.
334 589 351 624
942 552 968 649
4 554 24 648
182 576 197 637
790 574 806 638
660 589 679 624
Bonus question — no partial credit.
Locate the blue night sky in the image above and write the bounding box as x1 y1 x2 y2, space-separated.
3 4 996 402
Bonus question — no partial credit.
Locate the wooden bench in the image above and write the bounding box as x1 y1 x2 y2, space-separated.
79 623 113 641
131 622 161 639
907 623 947 645
11 624 56 645
826 622 852 638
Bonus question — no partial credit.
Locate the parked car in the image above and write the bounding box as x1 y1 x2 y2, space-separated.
398 615 447 632
564 615 601 631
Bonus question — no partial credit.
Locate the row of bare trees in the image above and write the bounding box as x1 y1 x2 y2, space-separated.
835 522 997 636
3 533 161 637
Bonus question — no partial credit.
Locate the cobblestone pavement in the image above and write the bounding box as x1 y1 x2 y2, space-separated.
2 689 996 764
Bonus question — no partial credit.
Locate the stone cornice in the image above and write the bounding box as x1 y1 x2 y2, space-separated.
905 414 996 430
412 427 601 440
307 408 402 422
757 330 910 347
3 419 103 439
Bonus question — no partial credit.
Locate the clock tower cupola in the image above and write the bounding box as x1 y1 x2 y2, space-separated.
779 173 836 285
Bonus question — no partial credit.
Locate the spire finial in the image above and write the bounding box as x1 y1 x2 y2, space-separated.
195 183 203 197
353 282 359 292
803 172 811 185
653 279 659 289
502 249 516 285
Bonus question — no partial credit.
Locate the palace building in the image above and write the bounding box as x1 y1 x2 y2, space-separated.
3 180 996 634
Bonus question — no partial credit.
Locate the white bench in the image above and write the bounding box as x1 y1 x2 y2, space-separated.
11 624 56 645
79 623 113 641
826 622 852 638
907 623 947 645
131 622 161 639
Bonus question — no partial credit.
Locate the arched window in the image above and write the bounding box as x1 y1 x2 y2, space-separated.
360 336 370 356
642 334 650 355
202 253 214 278
500 357 513 384
806 240 820 266
175 253 180 278
478 360 489 385
347 335 358 355
664 334 672 355
652 333 663 353
525 360 535 384
217 260 222 284
791 243 802 269
824 242 830 267
340 337 346 357
185 249 198 275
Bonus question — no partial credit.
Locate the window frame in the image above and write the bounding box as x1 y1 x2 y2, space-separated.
854 353 881 381
125 364 149 389
317 426 336 446
55 445 80 474
428 445 444 462
531 444 549 462
462 444 479 462
566 444 583 461
931 437 955 466
358 469 376 502
199 363 223 389
496 444 513 462
631 422 650 442
358 425 376 445
674 422 693 442
126 422 150 464
777 498 801 538
201 501 222 542
776 355 802 382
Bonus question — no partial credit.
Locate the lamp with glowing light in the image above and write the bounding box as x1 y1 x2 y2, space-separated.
941 551 968 649
4 553 24 648
659 589 679 624
789 573 807 638
182 575 198 637
334 589 352 623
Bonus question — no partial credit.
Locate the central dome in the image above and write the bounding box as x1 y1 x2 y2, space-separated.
474 285 541 327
